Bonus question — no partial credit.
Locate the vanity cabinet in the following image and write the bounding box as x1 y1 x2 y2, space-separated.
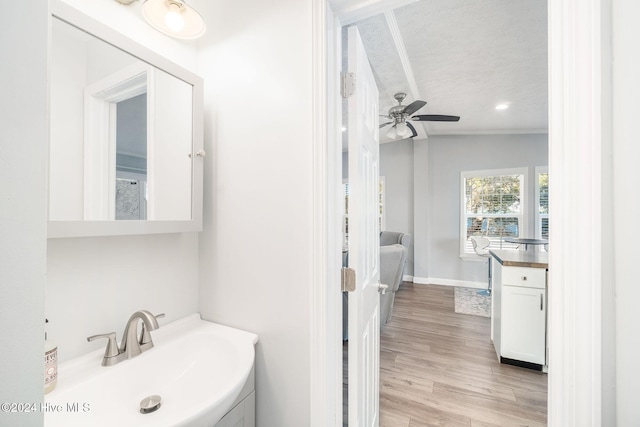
214 368 255 427
490 250 548 369
215 391 255 427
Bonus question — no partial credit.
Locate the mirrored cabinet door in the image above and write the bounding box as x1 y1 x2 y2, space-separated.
48 2 203 238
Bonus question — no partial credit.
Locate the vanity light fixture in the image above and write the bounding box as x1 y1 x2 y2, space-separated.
141 0 206 40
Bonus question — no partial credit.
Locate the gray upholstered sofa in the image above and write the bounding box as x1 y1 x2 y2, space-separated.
379 244 408 325
379 231 411 249
342 231 411 339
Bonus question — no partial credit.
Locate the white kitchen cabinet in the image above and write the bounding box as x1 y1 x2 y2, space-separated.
490 250 548 369
502 284 546 364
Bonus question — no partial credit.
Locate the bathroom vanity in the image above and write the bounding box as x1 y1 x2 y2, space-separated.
215 369 255 427
45 314 257 427
489 249 549 371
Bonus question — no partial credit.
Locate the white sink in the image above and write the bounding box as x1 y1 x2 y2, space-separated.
45 314 258 427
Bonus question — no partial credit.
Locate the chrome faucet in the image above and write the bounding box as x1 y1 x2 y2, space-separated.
88 310 164 367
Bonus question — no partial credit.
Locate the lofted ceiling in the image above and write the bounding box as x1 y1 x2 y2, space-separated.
333 0 548 143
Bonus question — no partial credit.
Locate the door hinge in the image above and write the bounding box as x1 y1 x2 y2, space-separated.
341 267 356 292
341 73 356 98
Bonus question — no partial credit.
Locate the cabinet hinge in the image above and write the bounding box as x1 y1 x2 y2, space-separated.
341 73 356 98
341 267 356 292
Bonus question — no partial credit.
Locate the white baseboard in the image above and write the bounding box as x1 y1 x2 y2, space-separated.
411 277 488 290
402 275 413 282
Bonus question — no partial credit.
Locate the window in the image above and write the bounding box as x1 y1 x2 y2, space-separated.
342 178 386 250
461 168 527 256
535 167 549 239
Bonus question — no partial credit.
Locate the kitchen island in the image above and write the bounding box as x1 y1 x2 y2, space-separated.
489 249 549 371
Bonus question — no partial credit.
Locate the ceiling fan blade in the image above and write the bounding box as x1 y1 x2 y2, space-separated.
402 100 427 116
379 122 393 128
411 114 460 122
406 122 418 138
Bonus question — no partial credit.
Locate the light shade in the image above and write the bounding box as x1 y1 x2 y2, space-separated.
395 122 411 138
142 0 206 40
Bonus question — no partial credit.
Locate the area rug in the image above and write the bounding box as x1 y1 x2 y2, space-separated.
454 287 491 317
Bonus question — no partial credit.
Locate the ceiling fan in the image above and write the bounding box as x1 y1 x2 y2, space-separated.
380 92 460 139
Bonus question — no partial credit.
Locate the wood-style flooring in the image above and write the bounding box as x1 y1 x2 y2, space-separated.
344 283 548 426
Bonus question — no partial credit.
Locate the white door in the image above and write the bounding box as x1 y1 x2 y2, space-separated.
347 26 381 427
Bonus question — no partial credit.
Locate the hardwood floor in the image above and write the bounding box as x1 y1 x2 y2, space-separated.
344 283 548 426
378 283 547 426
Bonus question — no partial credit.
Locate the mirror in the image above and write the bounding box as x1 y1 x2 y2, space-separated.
48 4 203 238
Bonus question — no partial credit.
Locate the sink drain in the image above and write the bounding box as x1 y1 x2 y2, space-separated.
140 395 162 414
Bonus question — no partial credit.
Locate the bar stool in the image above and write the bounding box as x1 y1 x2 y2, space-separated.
470 236 492 296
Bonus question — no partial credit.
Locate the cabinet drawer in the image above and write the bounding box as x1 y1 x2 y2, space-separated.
502 266 546 289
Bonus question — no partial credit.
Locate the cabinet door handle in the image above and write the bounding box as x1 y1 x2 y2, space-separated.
521 276 527 281
540 293 544 310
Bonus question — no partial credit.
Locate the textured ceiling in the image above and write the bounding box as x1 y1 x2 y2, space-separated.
344 0 548 141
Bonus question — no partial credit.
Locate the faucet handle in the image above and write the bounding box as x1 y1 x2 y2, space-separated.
87 332 120 358
140 313 165 345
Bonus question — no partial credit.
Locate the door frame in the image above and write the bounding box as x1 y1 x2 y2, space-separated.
83 63 151 220
310 1 610 426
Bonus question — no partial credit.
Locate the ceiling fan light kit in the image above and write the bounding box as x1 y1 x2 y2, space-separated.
386 126 398 139
395 122 411 138
379 92 461 139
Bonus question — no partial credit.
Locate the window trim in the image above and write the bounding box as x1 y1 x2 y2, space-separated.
460 167 529 259
535 166 549 240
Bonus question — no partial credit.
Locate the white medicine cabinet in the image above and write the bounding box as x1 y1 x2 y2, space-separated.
48 1 204 238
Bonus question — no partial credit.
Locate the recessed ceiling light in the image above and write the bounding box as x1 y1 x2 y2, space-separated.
495 103 510 110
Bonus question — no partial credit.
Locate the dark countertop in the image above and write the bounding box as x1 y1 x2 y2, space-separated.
489 249 549 269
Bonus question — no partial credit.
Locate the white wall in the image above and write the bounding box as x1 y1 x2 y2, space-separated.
380 139 415 276
47 233 199 361
46 0 201 363
0 2 48 426
196 0 313 425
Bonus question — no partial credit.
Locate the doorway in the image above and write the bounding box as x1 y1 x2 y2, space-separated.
317 1 613 424
317 1 610 426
